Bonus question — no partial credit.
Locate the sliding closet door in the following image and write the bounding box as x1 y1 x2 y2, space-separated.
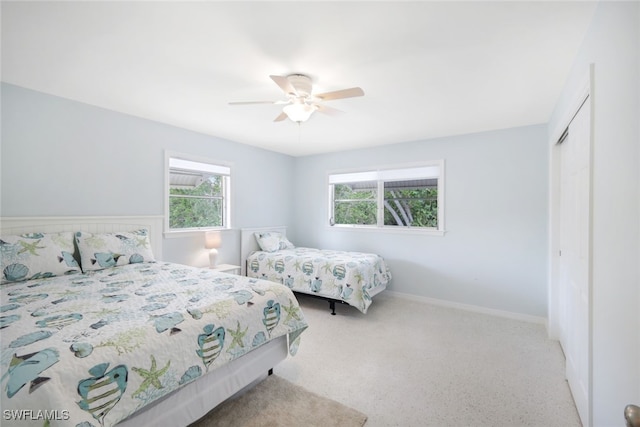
558 96 591 426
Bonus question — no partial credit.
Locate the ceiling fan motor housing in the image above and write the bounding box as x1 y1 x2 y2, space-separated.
287 74 313 98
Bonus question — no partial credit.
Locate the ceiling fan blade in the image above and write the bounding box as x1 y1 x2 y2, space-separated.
270 75 297 96
274 111 288 122
316 104 344 116
315 87 364 101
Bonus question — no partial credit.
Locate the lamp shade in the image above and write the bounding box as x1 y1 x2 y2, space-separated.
204 231 221 249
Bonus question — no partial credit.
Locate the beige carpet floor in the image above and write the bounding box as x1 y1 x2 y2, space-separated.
190 375 367 427
276 293 582 427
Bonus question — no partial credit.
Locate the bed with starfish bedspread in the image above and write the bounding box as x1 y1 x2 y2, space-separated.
241 227 391 314
0 220 307 427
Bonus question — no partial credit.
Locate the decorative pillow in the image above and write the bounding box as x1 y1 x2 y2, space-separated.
75 229 155 272
1 232 81 284
254 231 295 253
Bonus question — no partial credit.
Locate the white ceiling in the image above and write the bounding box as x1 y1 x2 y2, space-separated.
1 1 597 157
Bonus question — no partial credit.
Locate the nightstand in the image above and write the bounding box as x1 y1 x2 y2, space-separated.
212 264 241 275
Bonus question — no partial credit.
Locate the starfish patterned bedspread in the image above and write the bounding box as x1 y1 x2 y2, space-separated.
0 262 308 427
246 247 391 313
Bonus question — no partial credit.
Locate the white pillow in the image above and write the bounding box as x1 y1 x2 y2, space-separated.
75 229 155 271
1 232 81 284
254 232 295 253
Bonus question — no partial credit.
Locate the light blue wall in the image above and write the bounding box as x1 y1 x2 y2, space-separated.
292 126 549 318
0 83 296 266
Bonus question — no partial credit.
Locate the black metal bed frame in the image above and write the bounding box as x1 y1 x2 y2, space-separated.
293 291 346 315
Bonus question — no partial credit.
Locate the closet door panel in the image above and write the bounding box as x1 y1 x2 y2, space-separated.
558 97 591 426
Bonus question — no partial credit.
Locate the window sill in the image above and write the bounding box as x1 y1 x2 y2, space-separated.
164 228 230 239
326 225 445 236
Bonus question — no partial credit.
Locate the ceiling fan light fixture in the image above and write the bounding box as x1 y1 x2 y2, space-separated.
283 103 316 123
229 73 364 123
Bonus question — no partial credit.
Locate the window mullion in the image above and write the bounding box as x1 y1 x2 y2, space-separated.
331 185 335 223
225 175 231 228
169 194 222 200
377 180 384 227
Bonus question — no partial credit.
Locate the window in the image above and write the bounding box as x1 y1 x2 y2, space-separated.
328 162 444 232
166 155 231 232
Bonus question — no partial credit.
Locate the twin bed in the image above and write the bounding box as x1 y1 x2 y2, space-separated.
240 227 391 315
0 217 307 427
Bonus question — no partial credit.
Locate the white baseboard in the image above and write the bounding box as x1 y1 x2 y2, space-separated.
384 290 548 326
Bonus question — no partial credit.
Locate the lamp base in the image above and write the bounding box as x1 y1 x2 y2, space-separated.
209 248 218 269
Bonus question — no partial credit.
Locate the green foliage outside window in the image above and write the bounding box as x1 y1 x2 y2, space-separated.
169 175 224 229
332 182 438 228
333 183 377 225
384 187 438 227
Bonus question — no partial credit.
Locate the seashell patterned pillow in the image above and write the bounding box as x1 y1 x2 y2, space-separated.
254 231 295 253
75 229 155 272
1 232 81 284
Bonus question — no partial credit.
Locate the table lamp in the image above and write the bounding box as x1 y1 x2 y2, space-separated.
204 231 221 268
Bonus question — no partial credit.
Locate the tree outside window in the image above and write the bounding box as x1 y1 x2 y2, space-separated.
329 163 443 231
166 156 230 231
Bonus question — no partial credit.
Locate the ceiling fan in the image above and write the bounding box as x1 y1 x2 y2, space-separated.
229 74 364 123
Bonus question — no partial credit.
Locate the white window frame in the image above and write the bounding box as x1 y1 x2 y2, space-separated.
164 151 232 236
327 161 445 235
